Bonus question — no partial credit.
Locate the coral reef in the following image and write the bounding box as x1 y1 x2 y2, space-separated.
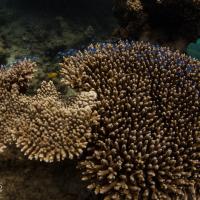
61 41 200 199
0 60 99 162
0 40 199 199
113 0 200 44
0 2 117 198
0 1 199 199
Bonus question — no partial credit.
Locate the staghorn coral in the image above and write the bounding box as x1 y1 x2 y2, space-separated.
61 41 200 200
113 0 200 42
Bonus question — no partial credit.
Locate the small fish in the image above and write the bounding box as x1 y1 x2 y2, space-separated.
47 72 58 79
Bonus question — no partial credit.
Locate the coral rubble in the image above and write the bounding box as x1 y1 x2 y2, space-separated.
61 41 200 200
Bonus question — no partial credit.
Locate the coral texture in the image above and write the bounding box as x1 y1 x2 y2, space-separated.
61 41 200 200
0 60 99 162
0 59 37 92
15 81 99 162
0 60 37 152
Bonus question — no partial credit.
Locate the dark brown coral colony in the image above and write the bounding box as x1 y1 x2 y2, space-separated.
61 41 200 200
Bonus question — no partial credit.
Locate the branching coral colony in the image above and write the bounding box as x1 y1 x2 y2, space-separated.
0 41 200 200
0 59 99 162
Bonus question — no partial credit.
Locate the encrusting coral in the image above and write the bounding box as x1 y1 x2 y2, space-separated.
61 41 200 200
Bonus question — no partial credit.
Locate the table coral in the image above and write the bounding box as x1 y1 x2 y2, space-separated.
15 81 99 162
61 40 200 200
0 60 99 162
